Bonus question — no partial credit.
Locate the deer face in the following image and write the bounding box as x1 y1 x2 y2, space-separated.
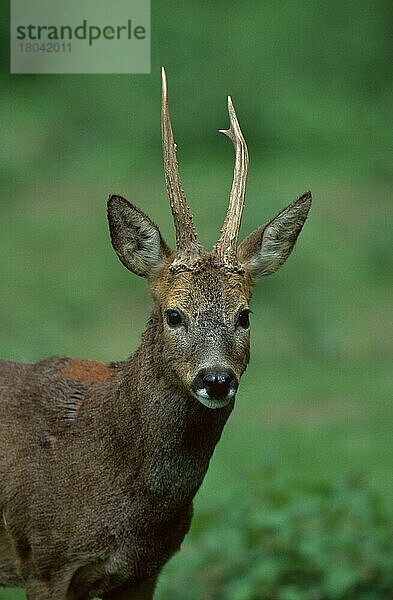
107 68 312 409
107 190 311 409
151 260 253 408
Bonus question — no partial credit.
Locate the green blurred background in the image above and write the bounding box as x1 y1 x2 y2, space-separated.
0 1 392 598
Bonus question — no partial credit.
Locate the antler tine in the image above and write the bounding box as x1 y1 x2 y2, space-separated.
161 67 199 253
214 96 249 267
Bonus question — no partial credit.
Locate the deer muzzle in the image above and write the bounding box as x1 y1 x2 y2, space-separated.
190 367 238 409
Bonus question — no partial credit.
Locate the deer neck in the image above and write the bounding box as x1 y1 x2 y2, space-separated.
114 309 233 505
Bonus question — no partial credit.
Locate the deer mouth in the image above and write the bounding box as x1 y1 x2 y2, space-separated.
192 387 235 409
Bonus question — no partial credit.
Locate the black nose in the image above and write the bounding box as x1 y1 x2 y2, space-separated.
191 368 238 400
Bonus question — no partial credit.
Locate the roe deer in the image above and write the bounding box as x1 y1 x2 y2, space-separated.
0 68 311 599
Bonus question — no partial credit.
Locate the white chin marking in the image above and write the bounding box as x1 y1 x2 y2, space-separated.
193 388 234 410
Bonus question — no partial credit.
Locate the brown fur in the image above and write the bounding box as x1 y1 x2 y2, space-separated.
60 360 115 384
0 310 235 599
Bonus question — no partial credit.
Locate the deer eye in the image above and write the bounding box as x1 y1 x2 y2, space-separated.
165 309 184 328
236 309 251 329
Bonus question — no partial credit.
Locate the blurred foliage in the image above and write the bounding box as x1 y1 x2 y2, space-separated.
157 469 393 599
1 0 393 188
0 0 392 598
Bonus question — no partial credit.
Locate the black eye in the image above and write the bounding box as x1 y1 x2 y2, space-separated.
166 309 183 328
237 309 251 329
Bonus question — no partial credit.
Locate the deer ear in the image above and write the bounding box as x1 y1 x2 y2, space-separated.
107 195 171 277
237 192 312 277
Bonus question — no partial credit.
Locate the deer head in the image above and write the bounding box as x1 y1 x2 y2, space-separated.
107 68 311 410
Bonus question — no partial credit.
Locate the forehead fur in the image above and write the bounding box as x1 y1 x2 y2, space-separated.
150 253 254 315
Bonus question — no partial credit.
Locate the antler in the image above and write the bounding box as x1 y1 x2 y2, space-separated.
214 96 249 268
161 67 200 259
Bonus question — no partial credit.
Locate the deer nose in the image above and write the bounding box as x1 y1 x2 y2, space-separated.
191 368 238 400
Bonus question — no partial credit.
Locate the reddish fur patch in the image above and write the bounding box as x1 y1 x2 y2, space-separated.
60 359 114 384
